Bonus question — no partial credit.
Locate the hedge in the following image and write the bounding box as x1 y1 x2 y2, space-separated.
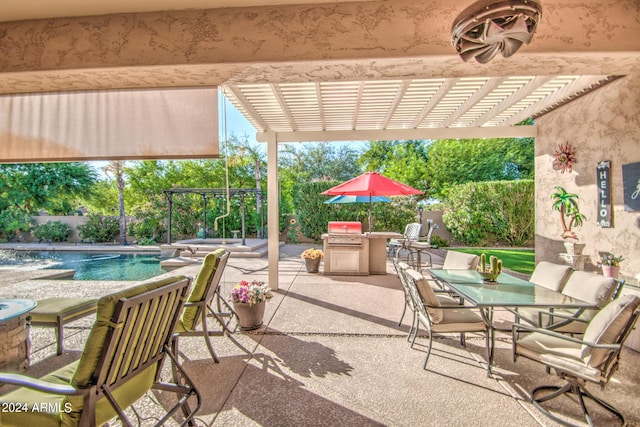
443 180 534 246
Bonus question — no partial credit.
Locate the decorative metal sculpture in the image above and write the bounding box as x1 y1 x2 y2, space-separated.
552 142 576 173
451 0 542 64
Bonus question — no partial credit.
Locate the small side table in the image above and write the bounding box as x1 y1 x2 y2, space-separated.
558 253 589 271
0 299 37 372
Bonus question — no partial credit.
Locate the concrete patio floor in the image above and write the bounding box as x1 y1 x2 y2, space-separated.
0 244 638 426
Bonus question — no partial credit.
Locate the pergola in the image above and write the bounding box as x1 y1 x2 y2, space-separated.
163 188 265 245
1 0 638 288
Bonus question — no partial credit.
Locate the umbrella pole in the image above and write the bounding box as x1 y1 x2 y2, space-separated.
369 196 373 232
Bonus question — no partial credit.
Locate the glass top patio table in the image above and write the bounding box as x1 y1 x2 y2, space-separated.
428 269 593 309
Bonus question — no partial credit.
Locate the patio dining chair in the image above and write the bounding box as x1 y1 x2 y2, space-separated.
388 222 421 259
404 268 489 371
394 261 462 342
512 295 640 426
424 250 480 292
172 249 236 363
0 274 201 427
527 261 573 292
515 270 618 334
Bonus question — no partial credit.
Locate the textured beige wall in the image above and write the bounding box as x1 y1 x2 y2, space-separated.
535 73 640 281
1 0 639 94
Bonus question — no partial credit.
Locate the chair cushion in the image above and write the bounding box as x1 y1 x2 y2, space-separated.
529 261 572 292
561 271 616 307
581 295 640 367
62 275 188 424
432 308 485 333
179 249 225 331
406 269 443 323
516 333 602 382
30 298 97 324
442 251 479 270
0 362 77 427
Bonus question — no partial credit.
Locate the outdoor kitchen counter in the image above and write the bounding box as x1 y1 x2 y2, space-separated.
365 232 403 274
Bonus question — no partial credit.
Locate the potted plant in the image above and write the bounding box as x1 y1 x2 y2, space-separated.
599 253 624 278
230 280 272 330
550 186 587 255
301 248 324 273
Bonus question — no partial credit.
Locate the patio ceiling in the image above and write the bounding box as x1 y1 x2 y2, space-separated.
223 74 618 140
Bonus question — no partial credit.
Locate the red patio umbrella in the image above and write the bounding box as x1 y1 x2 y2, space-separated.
321 172 423 231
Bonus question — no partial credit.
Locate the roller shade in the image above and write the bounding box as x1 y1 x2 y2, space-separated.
0 87 218 162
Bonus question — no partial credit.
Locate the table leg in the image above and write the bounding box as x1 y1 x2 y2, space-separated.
478 307 494 377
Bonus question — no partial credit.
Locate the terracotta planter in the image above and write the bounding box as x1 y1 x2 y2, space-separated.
304 257 321 273
602 265 620 279
233 301 266 331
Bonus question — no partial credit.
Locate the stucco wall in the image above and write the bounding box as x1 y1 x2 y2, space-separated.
535 73 640 281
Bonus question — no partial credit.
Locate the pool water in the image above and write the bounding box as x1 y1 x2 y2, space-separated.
0 251 166 281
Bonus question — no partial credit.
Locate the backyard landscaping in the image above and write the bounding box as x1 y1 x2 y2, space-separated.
453 248 535 275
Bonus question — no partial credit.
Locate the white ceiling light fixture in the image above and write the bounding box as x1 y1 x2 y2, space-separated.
451 0 542 64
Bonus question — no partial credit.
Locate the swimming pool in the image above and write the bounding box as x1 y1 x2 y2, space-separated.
0 251 166 281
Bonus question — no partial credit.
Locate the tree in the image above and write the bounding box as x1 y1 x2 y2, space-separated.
227 135 267 237
278 143 362 213
358 140 429 192
0 162 97 214
424 137 534 200
103 161 128 245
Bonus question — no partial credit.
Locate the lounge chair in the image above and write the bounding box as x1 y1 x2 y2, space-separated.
172 249 235 363
0 274 201 427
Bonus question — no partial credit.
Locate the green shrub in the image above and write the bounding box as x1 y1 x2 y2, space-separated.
33 221 72 242
443 180 534 246
429 235 449 248
77 214 120 243
0 207 35 242
129 199 167 244
293 181 340 241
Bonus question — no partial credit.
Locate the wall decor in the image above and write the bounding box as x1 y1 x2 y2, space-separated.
596 161 612 227
622 162 640 212
552 142 576 173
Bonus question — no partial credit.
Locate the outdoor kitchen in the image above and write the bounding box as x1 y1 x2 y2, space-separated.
322 221 402 276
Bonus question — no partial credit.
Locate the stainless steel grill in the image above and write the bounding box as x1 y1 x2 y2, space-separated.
322 221 369 275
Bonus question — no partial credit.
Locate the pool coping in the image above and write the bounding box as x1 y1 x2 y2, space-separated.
0 243 161 254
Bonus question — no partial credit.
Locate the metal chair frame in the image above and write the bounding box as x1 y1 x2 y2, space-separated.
512 301 640 427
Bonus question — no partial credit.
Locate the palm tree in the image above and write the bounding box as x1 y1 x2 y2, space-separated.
104 161 127 245
550 186 586 240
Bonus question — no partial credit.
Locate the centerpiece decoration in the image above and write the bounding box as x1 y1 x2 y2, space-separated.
230 280 272 331
477 253 502 283
599 253 624 278
301 248 324 273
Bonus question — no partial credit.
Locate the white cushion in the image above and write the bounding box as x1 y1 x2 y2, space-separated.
561 271 616 307
442 251 479 270
406 268 443 322
516 333 601 382
529 261 572 291
581 295 640 367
